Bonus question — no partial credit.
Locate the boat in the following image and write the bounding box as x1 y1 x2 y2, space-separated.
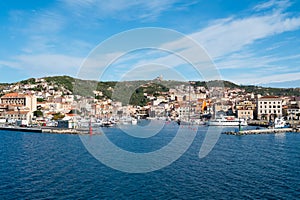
274 117 289 128
208 116 247 126
131 118 138 125
100 121 114 127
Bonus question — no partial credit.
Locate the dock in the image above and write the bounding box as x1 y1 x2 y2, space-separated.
223 128 299 135
0 126 42 133
0 126 102 135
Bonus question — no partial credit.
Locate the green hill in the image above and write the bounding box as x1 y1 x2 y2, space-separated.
1 76 299 105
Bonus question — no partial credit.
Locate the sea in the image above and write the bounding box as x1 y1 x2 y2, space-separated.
0 122 299 199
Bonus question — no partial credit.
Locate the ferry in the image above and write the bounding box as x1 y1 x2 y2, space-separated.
208 116 247 126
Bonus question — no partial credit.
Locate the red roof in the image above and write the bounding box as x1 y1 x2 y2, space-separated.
1 93 26 98
260 96 279 99
5 111 29 114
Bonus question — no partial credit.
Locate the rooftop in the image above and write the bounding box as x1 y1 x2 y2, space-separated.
1 93 26 98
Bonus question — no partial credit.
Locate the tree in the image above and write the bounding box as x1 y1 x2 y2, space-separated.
52 113 65 121
68 109 81 115
37 98 45 102
33 110 43 117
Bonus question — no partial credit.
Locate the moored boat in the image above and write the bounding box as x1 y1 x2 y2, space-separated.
208 116 247 126
274 117 289 128
131 118 138 125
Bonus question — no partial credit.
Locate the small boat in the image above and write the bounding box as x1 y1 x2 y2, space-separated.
131 118 138 125
100 121 114 127
208 116 247 126
274 117 289 128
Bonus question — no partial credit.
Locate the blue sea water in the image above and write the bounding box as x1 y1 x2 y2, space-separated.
0 124 299 199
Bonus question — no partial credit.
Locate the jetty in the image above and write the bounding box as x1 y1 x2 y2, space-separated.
0 126 42 133
0 126 102 135
223 128 299 135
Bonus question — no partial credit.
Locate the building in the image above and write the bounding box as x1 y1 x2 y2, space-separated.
0 111 29 121
0 93 37 122
286 108 300 120
257 96 282 120
237 109 254 120
236 100 255 119
0 93 37 112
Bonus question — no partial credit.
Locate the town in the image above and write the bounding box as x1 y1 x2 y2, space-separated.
0 76 299 129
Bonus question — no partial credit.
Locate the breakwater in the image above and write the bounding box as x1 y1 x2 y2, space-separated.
0 126 102 135
0 126 42 133
223 128 299 135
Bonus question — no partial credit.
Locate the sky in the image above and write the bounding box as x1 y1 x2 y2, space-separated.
0 0 300 87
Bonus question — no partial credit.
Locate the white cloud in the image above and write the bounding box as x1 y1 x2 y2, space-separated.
2 0 300 85
253 0 291 11
233 71 300 85
193 13 300 59
61 0 184 21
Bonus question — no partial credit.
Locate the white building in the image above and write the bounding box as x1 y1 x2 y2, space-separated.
257 96 282 120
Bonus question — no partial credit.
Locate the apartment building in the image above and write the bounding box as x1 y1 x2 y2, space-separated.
257 96 282 120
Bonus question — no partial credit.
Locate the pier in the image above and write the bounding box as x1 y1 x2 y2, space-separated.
0 126 102 135
0 126 42 133
223 128 299 135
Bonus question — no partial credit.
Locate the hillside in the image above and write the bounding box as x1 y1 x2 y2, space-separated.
0 76 299 106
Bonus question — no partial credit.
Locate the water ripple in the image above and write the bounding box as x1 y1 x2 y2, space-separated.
0 128 299 199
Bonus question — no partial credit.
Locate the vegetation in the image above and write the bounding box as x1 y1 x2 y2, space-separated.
37 98 45 102
33 110 43 117
52 113 65 121
45 76 75 92
20 78 36 85
1 75 300 106
68 109 82 115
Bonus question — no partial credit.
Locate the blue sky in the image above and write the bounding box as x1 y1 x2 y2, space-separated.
0 0 300 87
